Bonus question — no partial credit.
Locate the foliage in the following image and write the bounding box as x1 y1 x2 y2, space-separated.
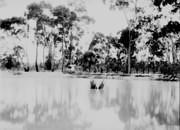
159 62 180 76
26 3 43 19
0 17 25 31
118 28 138 55
153 0 179 11
0 55 19 69
0 17 26 38
80 51 97 72
87 32 127 72
105 56 123 72
135 0 180 63
89 33 106 50
146 39 165 57
52 5 77 32
51 5 78 71
0 46 24 70
44 54 53 71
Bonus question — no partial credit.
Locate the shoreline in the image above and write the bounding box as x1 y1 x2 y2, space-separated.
0 70 179 82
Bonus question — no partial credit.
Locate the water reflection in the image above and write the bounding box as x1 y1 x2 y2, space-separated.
24 103 90 130
0 77 179 130
89 90 105 110
117 81 136 123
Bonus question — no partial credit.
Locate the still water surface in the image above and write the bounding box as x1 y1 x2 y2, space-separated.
0 74 179 130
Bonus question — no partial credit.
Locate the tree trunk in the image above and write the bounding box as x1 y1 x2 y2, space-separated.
61 34 65 72
122 10 131 74
43 46 45 67
48 38 54 71
51 40 55 72
123 0 138 74
172 42 177 63
25 24 30 71
35 19 40 72
128 41 131 74
69 44 73 65
35 42 39 72
69 50 72 64
69 30 73 65
167 44 171 63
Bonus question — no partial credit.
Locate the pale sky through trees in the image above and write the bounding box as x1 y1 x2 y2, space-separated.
0 0 128 35
0 0 154 55
0 0 132 52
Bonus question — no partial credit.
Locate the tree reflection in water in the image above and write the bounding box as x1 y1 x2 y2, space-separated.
116 81 136 123
115 80 179 130
0 79 92 130
0 77 179 130
88 90 105 110
0 105 28 123
145 86 179 125
87 79 179 130
24 103 91 130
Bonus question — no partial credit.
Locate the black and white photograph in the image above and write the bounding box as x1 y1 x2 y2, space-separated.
0 0 179 130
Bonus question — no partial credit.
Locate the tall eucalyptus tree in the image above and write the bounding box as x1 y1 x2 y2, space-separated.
52 5 78 72
103 0 139 73
26 2 52 72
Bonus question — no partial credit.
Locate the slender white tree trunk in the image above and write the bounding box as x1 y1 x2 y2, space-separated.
35 41 39 72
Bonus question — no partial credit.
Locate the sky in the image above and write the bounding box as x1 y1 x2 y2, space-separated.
0 0 128 35
0 0 132 52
